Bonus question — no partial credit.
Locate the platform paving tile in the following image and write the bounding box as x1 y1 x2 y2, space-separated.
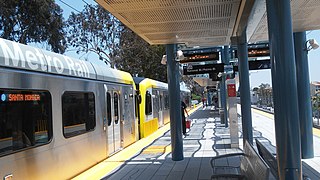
103 164 137 179
153 159 175 176
120 164 149 180
171 159 189 172
136 163 162 180
166 171 184 180
182 163 201 179
150 175 167 180
198 157 213 180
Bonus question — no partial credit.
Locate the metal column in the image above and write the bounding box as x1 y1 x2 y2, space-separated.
220 76 227 125
237 29 253 145
220 46 229 127
266 0 302 179
294 31 314 159
166 44 184 161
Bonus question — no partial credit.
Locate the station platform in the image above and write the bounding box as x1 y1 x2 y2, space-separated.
74 105 320 180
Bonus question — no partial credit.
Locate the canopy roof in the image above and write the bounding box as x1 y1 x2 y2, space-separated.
97 0 320 47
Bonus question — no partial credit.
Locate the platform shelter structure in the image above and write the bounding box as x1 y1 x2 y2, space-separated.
96 0 320 179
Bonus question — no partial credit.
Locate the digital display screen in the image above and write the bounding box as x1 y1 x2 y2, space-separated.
235 47 270 58
1 93 41 102
180 52 220 63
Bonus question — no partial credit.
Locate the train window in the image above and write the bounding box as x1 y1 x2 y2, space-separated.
145 91 152 115
0 90 52 156
62 92 95 138
106 92 112 126
159 94 163 110
114 92 119 124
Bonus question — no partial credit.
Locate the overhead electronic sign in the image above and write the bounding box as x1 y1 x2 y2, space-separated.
180 52 219 63
180 48 220 63
234 43 270 58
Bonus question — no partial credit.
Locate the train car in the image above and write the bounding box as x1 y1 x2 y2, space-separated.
134 77 191 138
0 38 138 180
133 77 169 138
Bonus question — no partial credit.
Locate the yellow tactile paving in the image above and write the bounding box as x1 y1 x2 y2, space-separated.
252 108 320 137
142 145 167 154
72 104 202 180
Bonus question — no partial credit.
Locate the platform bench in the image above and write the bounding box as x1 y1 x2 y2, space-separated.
211 140 270 180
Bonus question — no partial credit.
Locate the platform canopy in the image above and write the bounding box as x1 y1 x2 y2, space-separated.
96 0 320 47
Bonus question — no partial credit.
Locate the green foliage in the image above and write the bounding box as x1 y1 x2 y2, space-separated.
0 0 66 53
312 94 320 111
65 5 121 67
192 93 201 101
115 27 167 82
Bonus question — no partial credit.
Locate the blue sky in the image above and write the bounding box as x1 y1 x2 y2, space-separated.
56 0 320 88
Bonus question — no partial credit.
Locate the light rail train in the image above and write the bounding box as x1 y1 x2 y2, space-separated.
0 38 191 179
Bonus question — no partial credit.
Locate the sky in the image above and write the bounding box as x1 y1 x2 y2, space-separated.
56 0 320 88
56 0 99 63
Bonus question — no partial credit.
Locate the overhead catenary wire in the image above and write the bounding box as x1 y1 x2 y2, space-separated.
81 0 89 5
57 0 81 13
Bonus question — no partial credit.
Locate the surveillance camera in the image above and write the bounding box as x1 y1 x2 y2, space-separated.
176 50 185 60
306 39 319 51
161 55 167 65
310 39 319 50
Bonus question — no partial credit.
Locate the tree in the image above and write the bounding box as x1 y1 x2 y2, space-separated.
312 93 320 121
256 83 272 106
116 27 168 82
65 4 121 67
0 0 66 53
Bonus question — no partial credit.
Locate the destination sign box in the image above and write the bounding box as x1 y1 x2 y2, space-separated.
1 93 41 102
183 63 224 75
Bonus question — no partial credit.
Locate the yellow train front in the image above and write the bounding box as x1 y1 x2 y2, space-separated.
134 77 191 138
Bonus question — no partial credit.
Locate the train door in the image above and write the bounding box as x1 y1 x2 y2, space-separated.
105 87 122 155
122 86 137 146
158 91 164 127
113 90 122 152
153 90 160 126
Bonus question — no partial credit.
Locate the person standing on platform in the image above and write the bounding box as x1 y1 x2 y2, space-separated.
214 97 218 110
181 100 189 136
202 97 206 107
